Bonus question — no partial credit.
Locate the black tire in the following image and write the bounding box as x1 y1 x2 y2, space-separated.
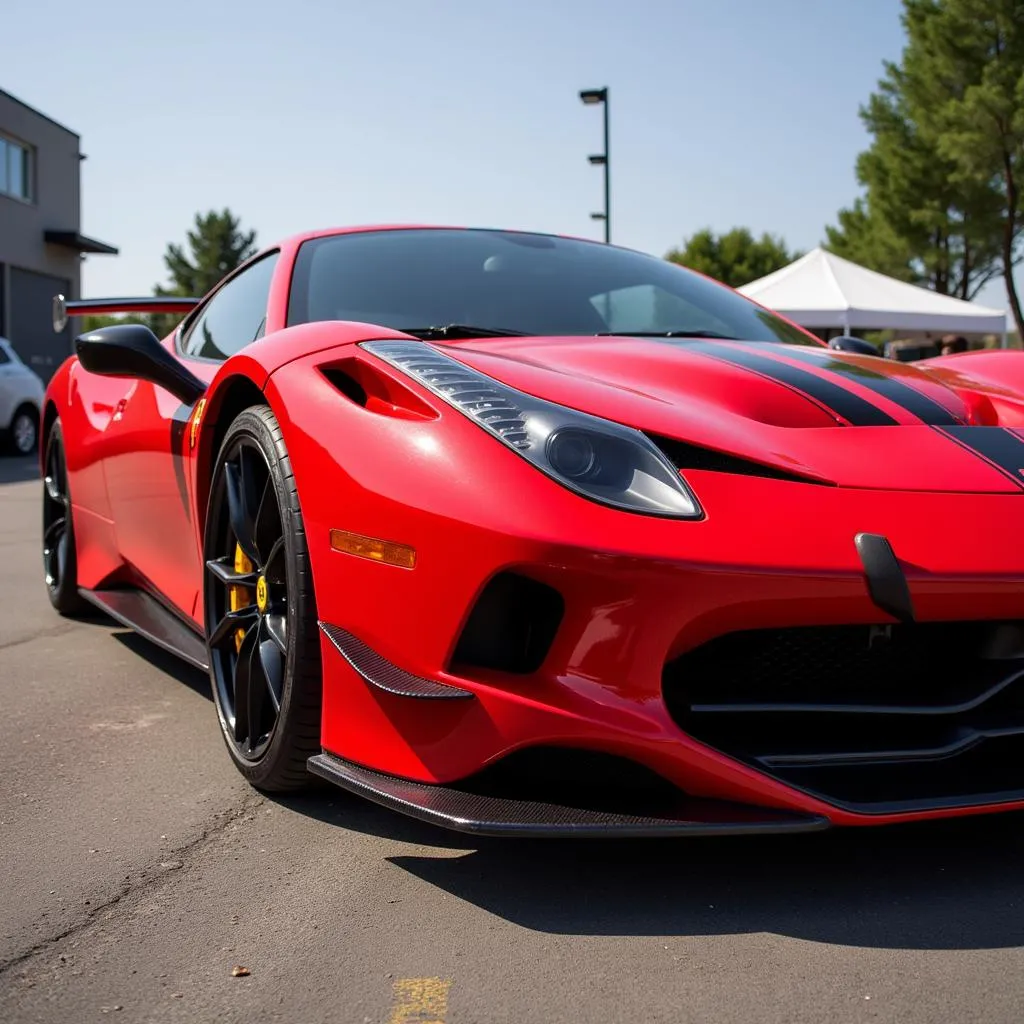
203 405 322 792
7 403 39 456
42 419 88 615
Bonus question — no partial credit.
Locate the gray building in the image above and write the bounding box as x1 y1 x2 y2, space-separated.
0 89 117 382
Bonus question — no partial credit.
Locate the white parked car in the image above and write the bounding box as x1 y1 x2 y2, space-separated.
0 337 44 456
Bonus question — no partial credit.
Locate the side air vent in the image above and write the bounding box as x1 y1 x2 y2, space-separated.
318 357 438 420
452 572 564 674
648 434 833 485
321 367 368 407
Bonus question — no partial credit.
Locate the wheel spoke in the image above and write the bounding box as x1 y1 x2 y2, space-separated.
205 557 260 588
209 606 259 649
233 624 258 744
258 632 283 713
263 537 285 584
223 459 261 566
247 633 268 747
239 446 266 559
254 477 281 564
264 613 287 654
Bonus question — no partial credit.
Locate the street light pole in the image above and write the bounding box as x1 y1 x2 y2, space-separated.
602 90 610 244
579 87 610 243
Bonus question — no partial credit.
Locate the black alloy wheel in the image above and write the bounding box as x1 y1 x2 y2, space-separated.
204 406 322 791
42 419 87 615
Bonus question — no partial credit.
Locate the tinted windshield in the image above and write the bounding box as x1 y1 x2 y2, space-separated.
287 228 815 344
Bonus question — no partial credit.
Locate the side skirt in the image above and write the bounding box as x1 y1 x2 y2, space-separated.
79 587 209 671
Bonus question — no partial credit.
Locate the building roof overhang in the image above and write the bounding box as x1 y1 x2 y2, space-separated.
44 230 119 255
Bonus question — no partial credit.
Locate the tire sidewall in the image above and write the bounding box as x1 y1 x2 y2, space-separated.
204 406 319 789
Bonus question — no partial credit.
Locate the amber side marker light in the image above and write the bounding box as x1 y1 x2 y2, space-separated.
329 529 417 569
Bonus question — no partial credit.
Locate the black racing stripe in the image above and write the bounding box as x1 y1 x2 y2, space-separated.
677 341 900 426
934 426 1024 489
769 345 962 426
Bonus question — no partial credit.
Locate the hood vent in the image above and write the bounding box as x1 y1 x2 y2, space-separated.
648 434 833 486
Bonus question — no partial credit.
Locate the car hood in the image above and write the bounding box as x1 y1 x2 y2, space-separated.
437 336 1024 493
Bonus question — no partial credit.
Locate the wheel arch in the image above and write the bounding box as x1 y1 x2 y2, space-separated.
194 373 268 535
40 400 59 469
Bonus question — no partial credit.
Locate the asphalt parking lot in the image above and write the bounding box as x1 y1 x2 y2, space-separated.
3 455 1024 1023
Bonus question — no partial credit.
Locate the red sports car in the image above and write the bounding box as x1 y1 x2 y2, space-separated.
42 225 1024 836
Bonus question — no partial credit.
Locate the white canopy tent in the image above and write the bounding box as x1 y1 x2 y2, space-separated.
737 247 1007 339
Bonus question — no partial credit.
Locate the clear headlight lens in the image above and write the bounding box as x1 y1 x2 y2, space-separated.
361 340 702 519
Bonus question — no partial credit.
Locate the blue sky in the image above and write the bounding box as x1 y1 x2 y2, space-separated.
10 0 1006 311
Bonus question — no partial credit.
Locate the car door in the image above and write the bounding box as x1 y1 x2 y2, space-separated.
103 252 279 622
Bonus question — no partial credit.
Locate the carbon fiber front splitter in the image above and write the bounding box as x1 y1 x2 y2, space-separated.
307 752 829 838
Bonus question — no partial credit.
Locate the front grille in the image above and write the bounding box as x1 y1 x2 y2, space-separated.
662 621 1024 812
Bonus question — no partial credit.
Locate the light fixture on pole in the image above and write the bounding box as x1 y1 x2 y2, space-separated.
579 87 610 243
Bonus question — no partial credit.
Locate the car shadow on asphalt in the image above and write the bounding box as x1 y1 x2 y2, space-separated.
110 630 212 700
99 617 1024 952
275 789 1024 951
0 456 39 485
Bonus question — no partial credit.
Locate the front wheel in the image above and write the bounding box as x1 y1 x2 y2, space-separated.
203 405 322 792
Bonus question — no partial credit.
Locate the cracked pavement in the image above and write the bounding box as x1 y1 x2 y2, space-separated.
4 455 1024 1023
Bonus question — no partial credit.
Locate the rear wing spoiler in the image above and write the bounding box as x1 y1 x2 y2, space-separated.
52 294 200 333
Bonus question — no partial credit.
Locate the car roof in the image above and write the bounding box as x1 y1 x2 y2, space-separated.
269 223 602 252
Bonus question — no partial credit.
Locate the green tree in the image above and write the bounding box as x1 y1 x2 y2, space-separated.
920 0 1024 334
827 0 1022 322
79 314 127 333
149 209 257 337
665 228 800 288
825 200 921 284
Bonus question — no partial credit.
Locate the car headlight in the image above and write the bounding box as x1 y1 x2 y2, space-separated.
361 340 702 519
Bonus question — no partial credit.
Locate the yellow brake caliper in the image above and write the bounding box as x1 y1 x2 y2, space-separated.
229 544 254 652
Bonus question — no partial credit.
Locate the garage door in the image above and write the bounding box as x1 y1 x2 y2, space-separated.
9 267 72 384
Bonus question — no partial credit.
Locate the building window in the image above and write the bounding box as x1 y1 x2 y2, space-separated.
0 135 34 202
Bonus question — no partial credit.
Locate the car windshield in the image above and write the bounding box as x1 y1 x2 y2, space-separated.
286 228 816 345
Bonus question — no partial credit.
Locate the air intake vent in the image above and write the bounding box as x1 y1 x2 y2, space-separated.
452 572 564 674
648 434 832 485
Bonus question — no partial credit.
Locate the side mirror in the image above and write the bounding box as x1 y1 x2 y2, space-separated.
828 335 879 357
75 324 206 406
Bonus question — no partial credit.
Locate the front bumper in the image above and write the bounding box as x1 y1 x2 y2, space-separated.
268 360 1024 830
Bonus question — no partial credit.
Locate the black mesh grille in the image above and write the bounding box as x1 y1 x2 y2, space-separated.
663 621 1024 812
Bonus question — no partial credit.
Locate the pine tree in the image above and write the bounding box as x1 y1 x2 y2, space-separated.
149 209 257 338
828 0 1023 325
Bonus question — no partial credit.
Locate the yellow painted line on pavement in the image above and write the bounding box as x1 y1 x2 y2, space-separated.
387 977 451 1024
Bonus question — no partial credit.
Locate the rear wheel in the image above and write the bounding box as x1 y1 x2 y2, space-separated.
203 406 322 792
42 420 87 615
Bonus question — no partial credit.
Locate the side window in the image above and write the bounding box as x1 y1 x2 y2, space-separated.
181 252 279 360
0 346 10 366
